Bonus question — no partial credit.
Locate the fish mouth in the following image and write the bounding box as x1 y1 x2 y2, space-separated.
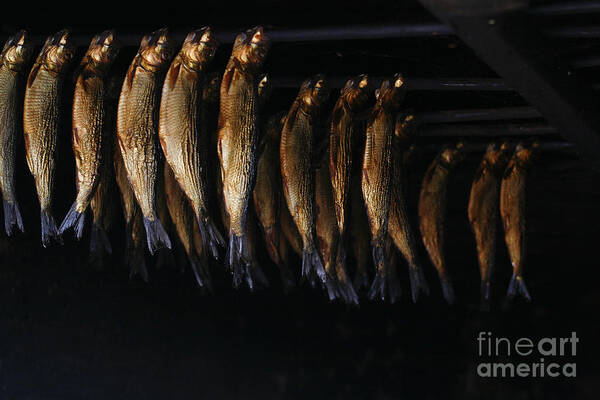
96 30 116 47
357 74 369 89
258 74 269 88
149 27 170 47
49 29 71 48
393 73 404 88
185 27 216 45
9 29 28 47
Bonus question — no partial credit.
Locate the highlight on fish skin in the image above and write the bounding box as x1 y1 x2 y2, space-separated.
60 30 120 240
280 75 329 285
361 73 406 302
501 141 540 303
23 29 75 247
218 26 270 285
418 141 466 305
0 30 33 236
159 27 224 261
117 27 174 255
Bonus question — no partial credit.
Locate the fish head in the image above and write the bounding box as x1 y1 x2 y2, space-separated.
86 30 119 70
41 29 75 71
342 74 374 113
266 111 286 140
441 141 466 167
486 141 511 171
140 27 174 71
1 29 33 70
516 141 540 164
202 71 221 104
233 26 270 70
378 73 406 110
181 27 219 71
395 110 418 139
257 73 272 107
299 74 328 111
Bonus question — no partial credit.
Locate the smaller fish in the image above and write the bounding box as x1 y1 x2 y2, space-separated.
0 30 33 236
418 142 465 304
388 112 429 302
468 142 511 309
23 29 75 246
60 30 119 238
362 74 406 302
280 75 329 284
500 142 540 302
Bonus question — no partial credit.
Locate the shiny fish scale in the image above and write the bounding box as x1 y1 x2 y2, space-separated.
0 67 19 204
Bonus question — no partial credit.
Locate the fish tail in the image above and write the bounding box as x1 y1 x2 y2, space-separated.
353 269 370 292
196 213 224 260
249 261 269 290
227 232 249 289
335 265 359 305
88 222 112 269
277 261 296 293
324 271 340 301
59 202 87 240
127 243 148 282
368 244 401 303
188 252 213 292
301 246 326 284
264 228 281 265
40 210 62 247
3 200 25 236
480 280 492 311
439 274 456 305
407 263 430 303
142 217 172 255
506 274 531 302
155 248 176 270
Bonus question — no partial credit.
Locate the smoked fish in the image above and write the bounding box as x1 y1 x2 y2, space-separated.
159 27 223 260
281 75 329 284
418 142 465 304
217 26 270 282
361 74 406 302
24 29 74 246
60 30 119 238
500 142 539 302
0 30 32 236
117 28 174 254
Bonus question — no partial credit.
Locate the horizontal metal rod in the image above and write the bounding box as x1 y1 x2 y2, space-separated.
419 106 541 124
420 141 575 153
271 76 512 91
528 1 600 16
545 26 600 38
570 54 600 68
419 122 558 137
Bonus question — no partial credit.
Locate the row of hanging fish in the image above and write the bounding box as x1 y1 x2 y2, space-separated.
0 28 540 306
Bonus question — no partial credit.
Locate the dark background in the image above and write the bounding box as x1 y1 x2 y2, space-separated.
1 1 599 398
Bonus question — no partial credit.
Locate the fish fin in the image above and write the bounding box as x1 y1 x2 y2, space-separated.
353 269 370 292
368 245 401 303
3 200 25 236
188 253 213 292
506 274 531 302
249 262 269 290
196 214 224 260
407 263 430 303
264 228 281 266
142 217 172 255
88 222 112 269
301 247 326 284
227 233 248 289
439 275 456 305
59 202 87 240
27 63 40 88
40 210 62 247
335 267 359 305
165 61 181 91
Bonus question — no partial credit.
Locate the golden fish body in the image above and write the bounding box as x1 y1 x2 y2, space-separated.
24 29 74 247
468 142 511 306
361 74 405 302
0 30 32 236
418 143 465 304
388 112 429 302
117 28 174 254
500 142 538 301
281 75 329 284
60 30 119 239
159 28 223 260
164 163 212 289
218 26 270 279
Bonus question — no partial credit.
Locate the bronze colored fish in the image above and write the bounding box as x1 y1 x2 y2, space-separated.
218 26 270 283
388 112 429 302
114 141 147 281
468 142 511 308
159 27 223 260
315 141 358 304
350 170 372 291
329 74 373 274
164 163 212 290
60 30 119 238
117 28 174 254
0 30 32 236
281 75 329 284
500 142 539 302
253 111 296 290
362 74 406 302
418 142 465 304
280 196 303 258
23 29 74 246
